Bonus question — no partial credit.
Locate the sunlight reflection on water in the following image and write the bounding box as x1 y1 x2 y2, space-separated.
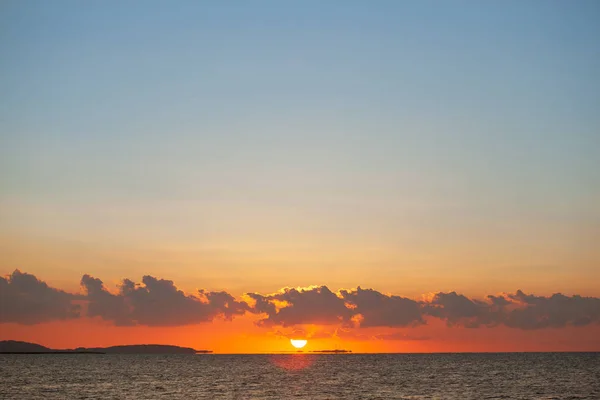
268 353 315 371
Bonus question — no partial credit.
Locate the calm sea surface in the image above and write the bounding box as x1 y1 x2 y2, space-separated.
1 353 599 399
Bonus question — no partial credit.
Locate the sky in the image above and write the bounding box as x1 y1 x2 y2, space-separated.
1 1 599 353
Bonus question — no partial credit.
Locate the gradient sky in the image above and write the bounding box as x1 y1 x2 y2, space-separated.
1 1 599 352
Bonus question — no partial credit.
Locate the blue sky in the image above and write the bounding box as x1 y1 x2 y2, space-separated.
1 1 599 295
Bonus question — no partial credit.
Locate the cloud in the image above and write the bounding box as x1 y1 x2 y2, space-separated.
503 290 600 330
247 286 352 327
81 274 131 325
249 287 600 330
81 274 249 326
340 287 424 327
0 270 80 324
487 294 511 307
422 290 600 330
246 286 424 328
2 270 600 331
423 291 499 328
245 292 277 315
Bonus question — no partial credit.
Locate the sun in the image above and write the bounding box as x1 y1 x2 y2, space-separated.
290 339 307 349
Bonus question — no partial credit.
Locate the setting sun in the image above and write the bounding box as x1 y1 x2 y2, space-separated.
290 339 308 349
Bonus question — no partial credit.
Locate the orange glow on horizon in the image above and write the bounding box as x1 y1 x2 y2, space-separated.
2 315 600 354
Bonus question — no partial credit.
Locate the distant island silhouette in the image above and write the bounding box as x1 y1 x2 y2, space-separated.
0 340 212 354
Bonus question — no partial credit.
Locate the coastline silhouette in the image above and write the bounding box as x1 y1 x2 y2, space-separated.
0 340 212 354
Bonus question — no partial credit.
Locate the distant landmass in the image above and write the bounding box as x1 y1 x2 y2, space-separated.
0 340 212 354
0 340 51 353
76 344 212 354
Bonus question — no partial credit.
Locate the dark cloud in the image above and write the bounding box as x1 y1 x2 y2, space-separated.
487 294 511 307
503 291 600 330
199 289 249 321
247 287 424 328
81 275 249 326
249 287 600 331
424 292 499 328
247 286 352 327
422 290 600 330
340 287 424 327
246 292 277 315
2 271 600 331
81 274 131 325
0 270 80 324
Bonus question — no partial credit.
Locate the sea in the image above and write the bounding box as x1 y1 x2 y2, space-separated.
1 353 599 399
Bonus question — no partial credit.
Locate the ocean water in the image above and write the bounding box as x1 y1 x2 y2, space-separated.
1 353 599 399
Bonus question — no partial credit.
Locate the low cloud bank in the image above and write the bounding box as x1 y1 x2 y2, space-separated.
81 274 248 326
2 270 599 331
0 270 80 324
